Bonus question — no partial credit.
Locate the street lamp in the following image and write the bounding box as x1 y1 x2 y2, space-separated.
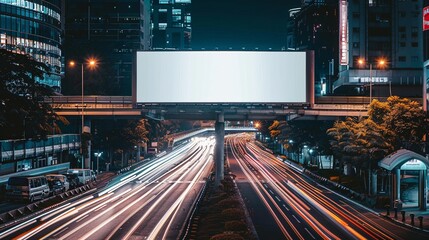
358 57 387 104
94 152 103 174
69 58 98 168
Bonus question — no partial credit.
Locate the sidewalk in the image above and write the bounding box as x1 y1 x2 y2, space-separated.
293 160 429 232
377 207 429 232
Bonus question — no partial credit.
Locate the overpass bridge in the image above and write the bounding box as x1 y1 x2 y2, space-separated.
45 95 392 120
45 94 423 185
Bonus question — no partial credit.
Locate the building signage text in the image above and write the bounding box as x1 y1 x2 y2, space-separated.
339 0 348 65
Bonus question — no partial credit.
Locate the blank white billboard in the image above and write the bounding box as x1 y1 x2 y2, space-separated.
136 51 307 103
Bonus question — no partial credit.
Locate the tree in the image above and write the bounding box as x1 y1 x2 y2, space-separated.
369 96 428 153
0 49 68 139
327 116 394 192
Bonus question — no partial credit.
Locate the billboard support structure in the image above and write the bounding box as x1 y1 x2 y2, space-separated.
214 112 225 187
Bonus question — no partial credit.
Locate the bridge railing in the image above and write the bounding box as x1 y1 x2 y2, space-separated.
44 96 133 104
44 96 133 109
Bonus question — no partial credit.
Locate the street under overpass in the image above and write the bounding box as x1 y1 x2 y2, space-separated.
49 51 422 185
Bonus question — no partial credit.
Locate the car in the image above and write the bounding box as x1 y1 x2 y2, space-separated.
48 179 64 195
64 173 80 189
67 169 92 186
46 174 70 192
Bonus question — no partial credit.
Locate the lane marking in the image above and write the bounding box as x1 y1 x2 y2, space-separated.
53 227 69 237
75 214 89 223
305 227 316 239
282 204 290 211
292 214 301 223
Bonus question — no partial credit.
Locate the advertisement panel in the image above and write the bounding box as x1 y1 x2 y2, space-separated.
339 0 348 65
136 51 307 103
424 6 429 31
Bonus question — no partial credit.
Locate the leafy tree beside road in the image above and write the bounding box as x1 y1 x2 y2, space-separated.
327 96 428 193
0 49 68 139
368 96 428 153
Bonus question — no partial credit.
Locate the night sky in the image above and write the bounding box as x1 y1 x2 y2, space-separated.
192 0 301 50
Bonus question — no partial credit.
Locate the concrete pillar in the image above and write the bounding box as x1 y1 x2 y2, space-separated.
84 118 92 169
396 168 401 200
371 171 378 195
214 113 225 187
419 169 427 210
137 144 141 162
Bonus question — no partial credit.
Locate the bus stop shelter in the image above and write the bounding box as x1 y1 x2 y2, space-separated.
378 149 428 210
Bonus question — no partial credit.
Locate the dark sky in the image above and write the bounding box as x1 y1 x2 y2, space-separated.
192 0 301 50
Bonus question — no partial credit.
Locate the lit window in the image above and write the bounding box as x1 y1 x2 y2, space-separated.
159 23 167 30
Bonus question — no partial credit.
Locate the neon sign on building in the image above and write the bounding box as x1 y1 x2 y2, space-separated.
339 0 348 65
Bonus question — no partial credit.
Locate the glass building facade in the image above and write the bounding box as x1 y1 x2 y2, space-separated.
64 0 140 96
0 0 63 91
291 0 339 96
335 0 423 97
150 0 191 50
424 0 429 111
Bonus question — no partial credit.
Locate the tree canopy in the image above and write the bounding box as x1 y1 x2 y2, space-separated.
327 96 427 173
0 49 67 139
368 96 428 152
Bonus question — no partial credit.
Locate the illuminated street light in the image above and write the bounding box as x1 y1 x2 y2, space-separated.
358 57 387 104
94 152 103 174
69 57 98 168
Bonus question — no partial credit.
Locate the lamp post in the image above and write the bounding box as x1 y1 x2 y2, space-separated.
94 152 103 174
69 58 97 168
358 58 386 104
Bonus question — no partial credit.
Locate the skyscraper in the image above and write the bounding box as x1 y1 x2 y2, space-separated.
335 0 423 97
64 0 192 96
424 0 429 110
0 0 64 92
147 0 191 50
289 0 339 96
64 0 140 96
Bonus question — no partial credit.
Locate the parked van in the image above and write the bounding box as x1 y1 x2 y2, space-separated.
46 174 70 193
66 169 92 186
6 176 50 202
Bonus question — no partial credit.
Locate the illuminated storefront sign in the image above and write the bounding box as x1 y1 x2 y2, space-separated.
339 0 348 65
424 6 429 31
352 77 389 83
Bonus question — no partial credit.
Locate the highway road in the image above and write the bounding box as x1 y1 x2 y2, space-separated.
0 137 215 240
226 133 429 240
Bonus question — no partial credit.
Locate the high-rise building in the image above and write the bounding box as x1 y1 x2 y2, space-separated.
335 0 423 97
147 0 191 50
0 0 63 92
64 0 192 96
289 0 339 96
64 0 140 96
286 8 300 51
424 0 429 111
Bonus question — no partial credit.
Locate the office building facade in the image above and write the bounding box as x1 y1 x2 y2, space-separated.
335 0 423 97
0 0 63 92
290 0 339 96
146 0 191 50
424 0 429 111
64 0 140 96
64 0 192 96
